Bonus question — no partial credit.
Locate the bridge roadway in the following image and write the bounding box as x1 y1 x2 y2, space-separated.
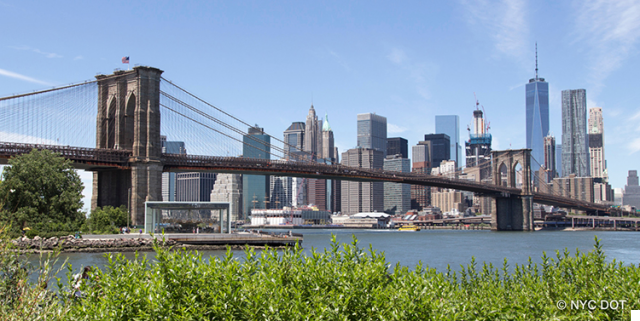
0 142 616 214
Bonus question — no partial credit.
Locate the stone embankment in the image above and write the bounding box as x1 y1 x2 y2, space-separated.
11 235 174 253
10 235 293 253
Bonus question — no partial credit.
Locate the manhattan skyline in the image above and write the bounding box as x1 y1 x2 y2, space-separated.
1 1 639 209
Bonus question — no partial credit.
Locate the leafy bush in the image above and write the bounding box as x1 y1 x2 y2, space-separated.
0 224 69 320
59 236 639 320
84 206 128 234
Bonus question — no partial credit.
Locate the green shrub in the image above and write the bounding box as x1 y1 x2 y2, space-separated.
58 235 639 320
85 206 128 234
0 224 69 320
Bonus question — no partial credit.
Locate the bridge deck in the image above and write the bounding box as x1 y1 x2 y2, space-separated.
0 142 619 214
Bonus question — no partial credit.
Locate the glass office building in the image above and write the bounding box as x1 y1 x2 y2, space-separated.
435 115 460 167
357 113 387 157
243 126 271 218
525 72 549 170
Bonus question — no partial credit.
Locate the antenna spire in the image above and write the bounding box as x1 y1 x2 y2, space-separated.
535 42 538 80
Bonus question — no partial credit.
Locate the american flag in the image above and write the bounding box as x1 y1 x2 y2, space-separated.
122 56 130 64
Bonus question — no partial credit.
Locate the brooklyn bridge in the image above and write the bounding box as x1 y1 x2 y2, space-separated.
0 66 617 231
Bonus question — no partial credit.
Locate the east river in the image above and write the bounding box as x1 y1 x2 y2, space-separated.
33 229 640 279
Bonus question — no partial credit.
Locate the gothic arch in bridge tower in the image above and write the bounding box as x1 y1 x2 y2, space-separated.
123 93 136 150
106 98 117 149
498 162 508 187
92 67 164 226
490 149 533 231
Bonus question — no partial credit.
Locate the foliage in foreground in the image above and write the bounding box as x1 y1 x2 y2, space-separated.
58 236 640 320
0 149 85 237
0 224 69 320
2 214 639 321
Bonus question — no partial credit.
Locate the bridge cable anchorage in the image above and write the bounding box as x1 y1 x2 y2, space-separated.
160 79 331 165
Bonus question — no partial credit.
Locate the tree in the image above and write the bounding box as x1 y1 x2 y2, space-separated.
85 206 128 234
0 149 85 236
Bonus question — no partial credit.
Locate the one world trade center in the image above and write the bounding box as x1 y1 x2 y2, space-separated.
525 44 549 180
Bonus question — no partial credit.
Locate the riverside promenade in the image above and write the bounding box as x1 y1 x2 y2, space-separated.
83 230 303 246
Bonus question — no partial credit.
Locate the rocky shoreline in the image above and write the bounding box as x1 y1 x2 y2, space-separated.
10 235 290 253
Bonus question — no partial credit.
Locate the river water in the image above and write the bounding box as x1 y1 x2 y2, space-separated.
29 229 640 280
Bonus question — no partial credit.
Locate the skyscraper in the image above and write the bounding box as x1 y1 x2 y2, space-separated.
555 144 563 178
543 135 556 184
161 135 186 202
304 104 322 160
270 176 294 209
588 107 607 180
424 134 450 168
436 115 461 166
321 113 338 212
341 148 384 214
464 106 492 215
623 170 640 208
242 126 270 218
304 108 330 210
525 45 549 169
411 143 431 210
561 89 589 177
357 113 387 156
176 172 217 202
384 155 411 215
283 122 305 160
387 137 408 158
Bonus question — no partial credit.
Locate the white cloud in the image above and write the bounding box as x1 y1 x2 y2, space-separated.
388 123 408 134
0 68 53 86
74 55 84 60
628 137 640 155
573 0 640 92
9 45 63 58
460 0 529 64
0 131 58 145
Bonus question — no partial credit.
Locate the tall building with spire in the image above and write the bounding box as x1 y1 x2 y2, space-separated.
321 113 335 161
526 44 550 173
304 105 322 160
303 105 330 211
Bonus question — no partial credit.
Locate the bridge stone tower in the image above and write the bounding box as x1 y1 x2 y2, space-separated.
91 67 163 226
490 149 534 231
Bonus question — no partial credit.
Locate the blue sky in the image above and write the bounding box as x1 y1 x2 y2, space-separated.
1 0 639 210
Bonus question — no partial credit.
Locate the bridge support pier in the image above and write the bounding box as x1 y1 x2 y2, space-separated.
491 195 533 231
131 162 163 226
